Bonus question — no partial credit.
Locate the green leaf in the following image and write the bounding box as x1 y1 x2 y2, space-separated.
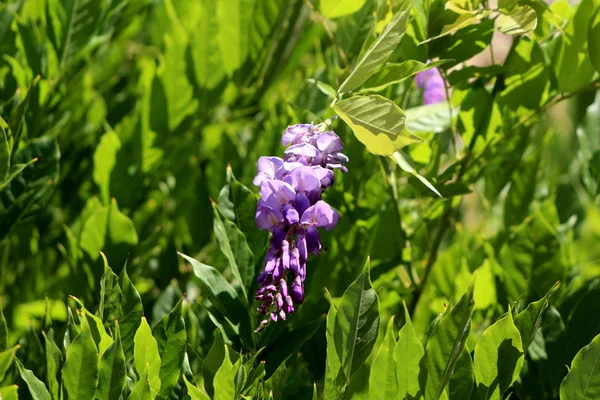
392 150 442 198
308 79 338 99
553 0 598 92
405 102 456 134
15 356 51 400
190 0 225 89
0 385 19 400
119 265 143 360
320 0 367 19
70 296 114 357
497 5 537 36
0 299 7 351
202 333 226 397
345 364 371 400
62 329 99 400
134 317 161 395
179 253 246 326
369 317 398 398
473 308 524 400
338 9 410 94
7 75 40 150
0 124 8 183
43 329 63 400
0 346 18 383
99 252 122 328
128 366 153 400
0 137 60 241
421 9 490 44
97 322 126 400
560 333 600 400
152 299 186 398
395 302 424 399
448 347 474 400
216 0 253 76
93 131 121 205
504 150 540 227
214 346 238 400
420 281 475 400
325 258 380 399
514 281 560 351
212 202 253 301
334 95 424 156
184 375 211 400
360 59 452 92
589 6 600 74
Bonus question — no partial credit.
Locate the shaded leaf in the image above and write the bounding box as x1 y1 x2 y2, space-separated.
62 329 99 400
560 333 600 400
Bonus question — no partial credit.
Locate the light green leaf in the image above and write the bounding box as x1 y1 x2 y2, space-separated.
321 0 367 19
15 356 51 400
190 0 225 89
128 366 153 400
553 0 597 92
216 0 254 76
589 6 600 74
395 302 424 399
325 258 380 399
421 280 475 400
497 5 537 36
360 59 452 93
184 375 211 400
308 79 338 99
514 281 560 351
338 10 410 94
405 102 456 134
0 299 7 351
214 346 237 400
62 330 100 400
134 317 161 395
152 299 186 398
560 333 600 400
369 317 398 399
43 329 63 400
93 131 121 204
202 333 226 397
420 9 490 44
212 202 253 302
392 150 442 198
334 95 424 156
70 296 114 357
473 308 524 400
119 265 143 360
97 322 126 400
0 346 18 383
0 385 18 400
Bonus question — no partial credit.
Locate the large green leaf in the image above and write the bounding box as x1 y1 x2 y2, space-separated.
216 0 254 76
43 329 63 400
324 258 380 399
560 333 600 400
369 317 398 398
420 281 475 400
320 0 367 19
395 303 424 399
337 9 410 94
473 309 524 400
128 367 153 400
133 317 161 394
119 265 143 360
14 356 51 400
360 59 452 93
0 385 18 400
213 346 238 400
96 322 126 400
190 0 225 90
497 5 537 36
405 102 455 134
202 333 226 397
553 0 598 92
590 6 600 74
448 347 474 400
334 95 424 156
514 281 560 351
212 202 254 302
152 299 186 398
61 330 99 400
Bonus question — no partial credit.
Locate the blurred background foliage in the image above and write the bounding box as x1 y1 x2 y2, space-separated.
0 0 599 398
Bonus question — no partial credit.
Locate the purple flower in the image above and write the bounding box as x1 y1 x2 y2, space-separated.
253 123 348 332
415 63 447 105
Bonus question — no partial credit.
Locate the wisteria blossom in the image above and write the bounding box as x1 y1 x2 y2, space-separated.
253 124 348 332
415 65 447 105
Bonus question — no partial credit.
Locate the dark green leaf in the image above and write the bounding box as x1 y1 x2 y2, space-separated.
514 281 560 351
62 329 99 400
448 346 474 400
119 265 143 360
43 329 63 400
202 333 225 397
97 322 126 400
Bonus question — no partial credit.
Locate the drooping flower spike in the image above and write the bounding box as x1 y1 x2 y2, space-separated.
253 124 348 332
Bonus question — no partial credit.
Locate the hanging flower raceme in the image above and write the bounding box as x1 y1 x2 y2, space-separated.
253 124 347 332
415 64 446 105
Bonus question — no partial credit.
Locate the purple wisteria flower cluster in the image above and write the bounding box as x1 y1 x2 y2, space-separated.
253 124 348 332
415 65 446 105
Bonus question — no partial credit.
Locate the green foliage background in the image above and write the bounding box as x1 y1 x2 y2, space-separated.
0 0 600 399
